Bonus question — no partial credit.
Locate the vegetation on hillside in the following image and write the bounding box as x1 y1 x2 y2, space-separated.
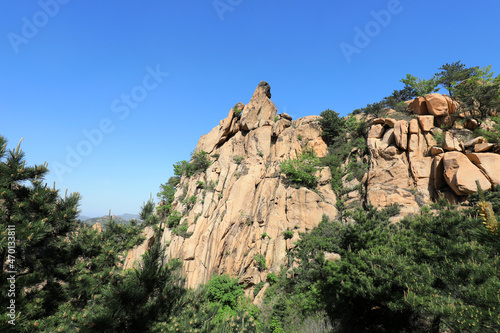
2 61 499 332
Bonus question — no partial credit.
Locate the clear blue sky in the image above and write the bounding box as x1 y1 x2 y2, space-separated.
1 1 499 217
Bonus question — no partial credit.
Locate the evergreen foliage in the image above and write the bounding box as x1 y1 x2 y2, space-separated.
173 150 211 178
280 148 319 189
400 74 440 96
435 60 478 96
452 65 500 120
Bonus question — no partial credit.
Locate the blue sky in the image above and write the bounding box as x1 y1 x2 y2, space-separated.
1 0 499 217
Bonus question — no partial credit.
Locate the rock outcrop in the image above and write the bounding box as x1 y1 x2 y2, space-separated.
126 82 336 299
125 87 499 300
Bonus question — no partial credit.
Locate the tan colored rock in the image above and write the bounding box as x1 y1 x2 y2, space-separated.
324 252 341 262
124 83 340 292
465 118 479 130
443 95 457 114
240 81 277 131
466 153 500 186
418 115 434 132
385 118 396 127
394 120 408 150
367 150 422 218
92 222 103 233
411 157 433 179
443 132 461 151
272 118 292 137
409 96 428 115
424 132 437 149
433 154 447 190
442 152 491 195
307 137 328 158
368 124 385 138
424 94 449 117
371 118 386 125
475 143 495 152
408 133 419 154
124 227 155 270
430 147 444 156
379 128 395 150
465 136 486 148
409 119 419 134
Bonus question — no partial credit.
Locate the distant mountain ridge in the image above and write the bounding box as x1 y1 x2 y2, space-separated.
79 213 140 225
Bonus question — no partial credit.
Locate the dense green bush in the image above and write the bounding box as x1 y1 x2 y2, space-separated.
289 201 500 332
166 210 182 228
254 254 267 270
173 150 211 178
280 149 319 189
283 230 294 240
318 109 345 146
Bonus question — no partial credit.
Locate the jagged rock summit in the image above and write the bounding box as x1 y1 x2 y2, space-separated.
126 82 335 299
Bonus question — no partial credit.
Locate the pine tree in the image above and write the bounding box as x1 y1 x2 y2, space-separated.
87 198 184 332
0 136 80 329
435 61 477 96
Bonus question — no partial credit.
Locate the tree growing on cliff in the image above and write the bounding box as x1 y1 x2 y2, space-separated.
435 61 478 96
318 109 345 146
400 74 440 96
452 65 500 120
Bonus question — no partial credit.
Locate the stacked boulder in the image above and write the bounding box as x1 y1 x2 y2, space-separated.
366 93 499 212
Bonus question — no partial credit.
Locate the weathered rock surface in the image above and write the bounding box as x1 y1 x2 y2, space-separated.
409 96 428 115
425 93 449 117
467 153 500 186
127 82 337 299
442 152 491 195
125 88 500 302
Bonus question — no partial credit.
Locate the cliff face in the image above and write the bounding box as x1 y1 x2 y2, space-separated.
124 83 500 299
155 82 335 294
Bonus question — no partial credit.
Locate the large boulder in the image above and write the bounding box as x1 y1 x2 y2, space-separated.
466 153 500 186
368 124 385 138
394 120 408 150
424 94 449 117
443 131 461 151
417 115 434 132
409 96 428 115
442 152 491 195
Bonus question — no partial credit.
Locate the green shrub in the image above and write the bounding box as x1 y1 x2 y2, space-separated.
267 273 278 285
233 108 242 117
167 211 182 228
172 222 191 238
183 195 197 210
253 281 265 296
189 150 211 175
433 130 445 146
254 254 267 270
319 109 345 146
206 274 244 310
280 149 319 189
173 151 211 178
283 230 294 240
274 116 280 122
233 156 244 164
